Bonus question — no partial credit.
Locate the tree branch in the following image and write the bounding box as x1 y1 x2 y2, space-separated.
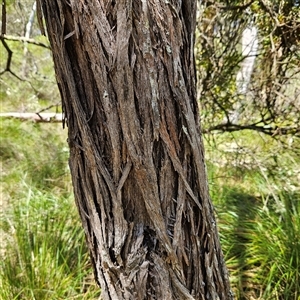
0 112 63 122
203 122 300 138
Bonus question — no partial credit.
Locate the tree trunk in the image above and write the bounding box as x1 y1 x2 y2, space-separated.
39 1 233 299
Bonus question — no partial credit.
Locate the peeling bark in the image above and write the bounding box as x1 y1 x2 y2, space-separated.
39 1 233 299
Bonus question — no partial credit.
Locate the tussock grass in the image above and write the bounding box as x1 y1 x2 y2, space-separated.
206 131 300 299
247 193 300 300
0 190 100 300
212 186 300 299
0 119 100 299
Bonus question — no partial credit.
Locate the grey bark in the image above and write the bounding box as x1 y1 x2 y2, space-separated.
38 1 233 299
22 1 37 76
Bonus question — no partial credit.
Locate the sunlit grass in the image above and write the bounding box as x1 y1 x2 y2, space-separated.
247 193 300 300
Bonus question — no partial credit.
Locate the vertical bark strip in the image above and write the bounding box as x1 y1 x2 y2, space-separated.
39 1 233 299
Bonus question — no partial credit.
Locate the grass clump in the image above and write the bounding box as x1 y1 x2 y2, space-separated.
213 188 300 300
207 131 300 300
0 119 100 299
248 193 300 300
0 190 100 300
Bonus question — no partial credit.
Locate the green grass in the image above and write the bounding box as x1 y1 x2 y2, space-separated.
0 119 69 194
211 185 300 299
206 130 300 300
0 190 100 300
247 193 300 300
0 119 100 300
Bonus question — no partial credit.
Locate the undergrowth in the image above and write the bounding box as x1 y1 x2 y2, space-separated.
0 190 100 300
206 131 300 300
0 120 100 299
0 120 299 299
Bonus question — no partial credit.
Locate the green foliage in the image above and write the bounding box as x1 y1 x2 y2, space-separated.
249 193 300 300
212 186 300 299
196 0 300 138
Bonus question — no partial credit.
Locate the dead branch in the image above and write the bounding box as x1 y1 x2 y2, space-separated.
0 112 63 122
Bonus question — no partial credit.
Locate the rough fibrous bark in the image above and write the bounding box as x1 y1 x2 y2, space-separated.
39 1 233 299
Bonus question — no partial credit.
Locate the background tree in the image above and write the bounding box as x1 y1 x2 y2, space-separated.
197 0 300 139
37 1 233 299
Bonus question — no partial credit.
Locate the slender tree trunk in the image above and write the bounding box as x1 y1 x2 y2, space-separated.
39 1 233 299
22 1 36 76
236 22 258 95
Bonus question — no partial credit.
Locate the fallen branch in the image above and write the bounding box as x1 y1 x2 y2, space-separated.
0 112 63 122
